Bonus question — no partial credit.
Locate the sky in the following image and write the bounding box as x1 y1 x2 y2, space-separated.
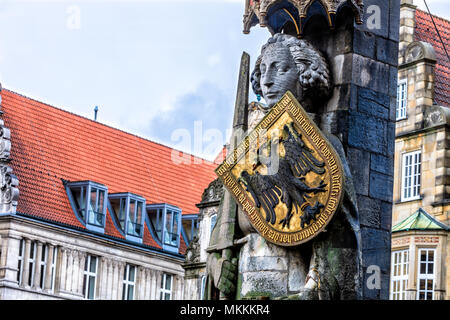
0 0 449 161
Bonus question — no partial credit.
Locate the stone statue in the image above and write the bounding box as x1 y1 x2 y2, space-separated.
205 33 362 300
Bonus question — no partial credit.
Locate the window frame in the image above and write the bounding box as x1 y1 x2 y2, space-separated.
401 150 422 202
17 239 25 285
83 255 98 300
39 245 48 289
64 180 108 232
160 273 173 300
416 248 436 300
122 264 136 300
390 249 409 300
108 193 146 243
147 203 182 253
27 241 37 287
396 79 408 121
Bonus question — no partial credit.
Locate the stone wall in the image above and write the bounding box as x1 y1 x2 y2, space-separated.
303 0 400 299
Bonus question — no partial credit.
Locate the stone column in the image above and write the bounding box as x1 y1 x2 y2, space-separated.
117 262 125 300
21 239 31 288
58 247 68 293
105 259 113 300
111 261 118 300
151 269 158 300
407 240 416 300
135 266 143 300
155 270 161 300
32 241 43 290
65 249 74 293
0 236 21 287
77 252 86 295
44 244 55 292
99 257 108 300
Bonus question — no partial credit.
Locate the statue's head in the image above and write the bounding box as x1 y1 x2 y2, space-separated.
251 34 331 110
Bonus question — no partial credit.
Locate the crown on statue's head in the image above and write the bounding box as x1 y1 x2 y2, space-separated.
243 0 364 38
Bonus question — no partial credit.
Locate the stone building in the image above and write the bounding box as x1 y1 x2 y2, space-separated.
0 87 217 300
390 0 450 300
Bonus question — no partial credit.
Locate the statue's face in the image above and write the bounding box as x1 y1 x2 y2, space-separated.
259 44 300 108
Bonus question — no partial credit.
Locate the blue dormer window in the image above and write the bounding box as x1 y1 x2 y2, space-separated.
64 180 108 233
109 193 145 243
147 204 182 253
181 214 199 246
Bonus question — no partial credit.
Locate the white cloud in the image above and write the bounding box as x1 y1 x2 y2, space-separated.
206 53 222 67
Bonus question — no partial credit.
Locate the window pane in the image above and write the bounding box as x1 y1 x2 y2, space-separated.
88 276 96 299
90 188 97 211
90 257 97 273
419 279 425 290
420 263 426 274
427 263 434 274
426 292 432 300
119 198 126 229
428 250 434 261
128 285 134 300
97 190 105 213
137 203 142 222
166 275 172 290
129 200 136 222
129 266 135 281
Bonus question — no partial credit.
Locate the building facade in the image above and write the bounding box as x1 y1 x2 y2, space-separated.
0 87 217 300
391 0 450 300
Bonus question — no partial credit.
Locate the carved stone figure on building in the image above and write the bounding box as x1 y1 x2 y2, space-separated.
205 33 362 300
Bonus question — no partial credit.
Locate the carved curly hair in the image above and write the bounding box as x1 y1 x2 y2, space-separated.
251 33 331 101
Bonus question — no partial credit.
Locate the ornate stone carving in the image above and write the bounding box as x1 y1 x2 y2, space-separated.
0 85 19 215
185 235 201 264
243 0 364 35
0 120 11 161
199 178 224 205
404 41 437 64
0 165 19 214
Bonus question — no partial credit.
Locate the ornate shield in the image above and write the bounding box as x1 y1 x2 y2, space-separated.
216 92 344 246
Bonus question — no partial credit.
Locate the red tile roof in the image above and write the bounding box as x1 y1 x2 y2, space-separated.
415 9 450 108
1 89 217 254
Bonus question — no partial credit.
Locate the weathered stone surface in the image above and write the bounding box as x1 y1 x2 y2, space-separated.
348 148 370 196
240 272 288 298
376 37 399 66
353 29 376 59
352 55 390 94
348 111 388 154
357 195 381 229
369 171 394 202
358 88 390 120
370 153 393 176
361 227 391 251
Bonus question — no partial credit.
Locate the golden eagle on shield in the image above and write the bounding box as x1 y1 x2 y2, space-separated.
238 122 327 229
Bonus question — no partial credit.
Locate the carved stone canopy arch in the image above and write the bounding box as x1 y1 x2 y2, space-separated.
404 41 437 64
243 0 364 36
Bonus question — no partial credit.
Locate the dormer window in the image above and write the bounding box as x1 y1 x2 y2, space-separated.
64 180 108 233
181 214 199 246
109 193 145 243
147 204 182 253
